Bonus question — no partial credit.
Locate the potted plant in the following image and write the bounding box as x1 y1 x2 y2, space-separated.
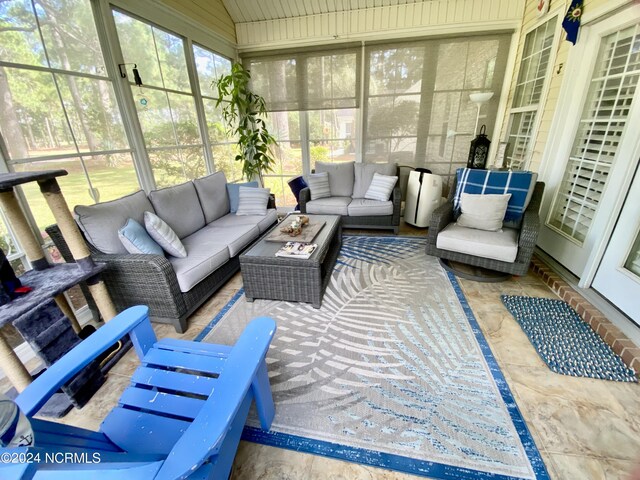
213 63 277 185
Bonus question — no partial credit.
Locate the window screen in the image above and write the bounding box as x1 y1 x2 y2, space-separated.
363 34 511 189
243 45 361 112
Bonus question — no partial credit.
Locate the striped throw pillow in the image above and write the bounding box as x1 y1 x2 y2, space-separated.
144 211 187 258
307 172 331 200
364 172 398 201
236 186 270 216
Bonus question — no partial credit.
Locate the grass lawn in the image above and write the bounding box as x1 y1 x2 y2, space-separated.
14 160 141 235
5 152 309 244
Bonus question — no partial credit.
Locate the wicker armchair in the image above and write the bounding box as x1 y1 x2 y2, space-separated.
425 179 544 276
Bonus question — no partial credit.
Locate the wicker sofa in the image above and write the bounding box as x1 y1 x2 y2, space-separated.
425 174 544 276
299 162 401 234
48 172 276 333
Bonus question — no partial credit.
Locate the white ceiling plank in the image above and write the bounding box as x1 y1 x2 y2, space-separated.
224 0 521 27
295 0 308 17
221 0 244 22
255 1 273 21
235 1 253 23
272 0 287 18
311 0 322 16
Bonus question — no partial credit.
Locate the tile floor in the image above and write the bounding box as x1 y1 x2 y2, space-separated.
7 221 640 480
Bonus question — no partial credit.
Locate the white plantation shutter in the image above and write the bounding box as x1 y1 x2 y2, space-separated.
549 24 640 243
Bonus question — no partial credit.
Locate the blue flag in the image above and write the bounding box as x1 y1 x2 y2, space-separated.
562 0 584 45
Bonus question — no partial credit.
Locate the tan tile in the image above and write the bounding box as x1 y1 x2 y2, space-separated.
108 345 141 377
479 311 547 369
308 456 422 479
547 453 640 480
231 442 314 480
505 366 640 460
56 373 131 430
518 283 560 299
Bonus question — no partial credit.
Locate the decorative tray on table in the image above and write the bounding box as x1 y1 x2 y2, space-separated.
265 215 325 243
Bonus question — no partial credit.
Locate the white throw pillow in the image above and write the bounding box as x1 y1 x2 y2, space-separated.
144 211 187 258
456 193 511 232
364 172 398 202
306 172 331 200
236 186 270 216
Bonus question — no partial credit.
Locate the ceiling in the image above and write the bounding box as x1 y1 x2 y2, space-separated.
220 0 427 23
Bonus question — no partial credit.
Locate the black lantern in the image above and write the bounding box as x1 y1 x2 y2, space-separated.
467 124 491 169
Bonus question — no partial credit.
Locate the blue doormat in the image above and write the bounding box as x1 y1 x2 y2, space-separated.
501 295 637 383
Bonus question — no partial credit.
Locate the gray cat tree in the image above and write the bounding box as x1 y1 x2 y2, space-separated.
0 170 116 405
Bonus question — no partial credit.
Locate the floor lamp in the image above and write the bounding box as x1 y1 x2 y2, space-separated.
469 92 494 134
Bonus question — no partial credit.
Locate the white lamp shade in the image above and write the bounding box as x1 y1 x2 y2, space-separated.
469 92 494 104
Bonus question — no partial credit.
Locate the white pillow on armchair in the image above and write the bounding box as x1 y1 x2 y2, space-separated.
456 193 511 232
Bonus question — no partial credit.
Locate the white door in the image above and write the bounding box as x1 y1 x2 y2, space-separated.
592 164 640 324
538 11 640 282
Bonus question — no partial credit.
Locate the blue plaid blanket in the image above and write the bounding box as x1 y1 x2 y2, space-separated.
454 168 534 223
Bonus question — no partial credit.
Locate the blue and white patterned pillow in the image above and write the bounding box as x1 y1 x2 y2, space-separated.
454 168 535 224
236 187 270 216
364 172 398 201
144 211 187 258
118 218 164 255
306 172 331 200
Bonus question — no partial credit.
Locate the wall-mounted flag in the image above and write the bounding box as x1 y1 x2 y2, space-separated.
562 0 584 45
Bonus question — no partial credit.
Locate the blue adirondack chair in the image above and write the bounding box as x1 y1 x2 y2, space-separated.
0 305 277 479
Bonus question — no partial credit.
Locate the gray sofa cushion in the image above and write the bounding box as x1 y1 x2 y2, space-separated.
347 198 394 216
169 228 231 293
193 172 230 224
149 181 205 239
75 190 154 254
316 161 354 197
205 223 260 257
209 209 278 234
353 163 396 198
436 224 519 263
305 197 351 216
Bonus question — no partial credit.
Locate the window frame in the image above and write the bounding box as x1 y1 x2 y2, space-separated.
502 13 561 170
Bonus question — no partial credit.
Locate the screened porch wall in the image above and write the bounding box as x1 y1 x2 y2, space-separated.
243 33 511 196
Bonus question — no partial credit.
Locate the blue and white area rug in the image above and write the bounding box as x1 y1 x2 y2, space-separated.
501 295 637 383
198 236 549 479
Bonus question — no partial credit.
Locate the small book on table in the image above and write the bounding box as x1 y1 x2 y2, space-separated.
275 242 317 260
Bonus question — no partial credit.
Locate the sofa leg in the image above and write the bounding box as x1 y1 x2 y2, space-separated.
173 317 187 334
393 226 399 235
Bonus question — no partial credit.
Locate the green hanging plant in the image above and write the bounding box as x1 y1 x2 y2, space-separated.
213 63 277 184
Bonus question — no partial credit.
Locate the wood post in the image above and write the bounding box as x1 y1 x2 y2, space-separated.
0 330 31 392
0 191 49 270
38 179 117 321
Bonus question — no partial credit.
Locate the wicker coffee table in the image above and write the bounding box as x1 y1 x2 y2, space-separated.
240 214 341 308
